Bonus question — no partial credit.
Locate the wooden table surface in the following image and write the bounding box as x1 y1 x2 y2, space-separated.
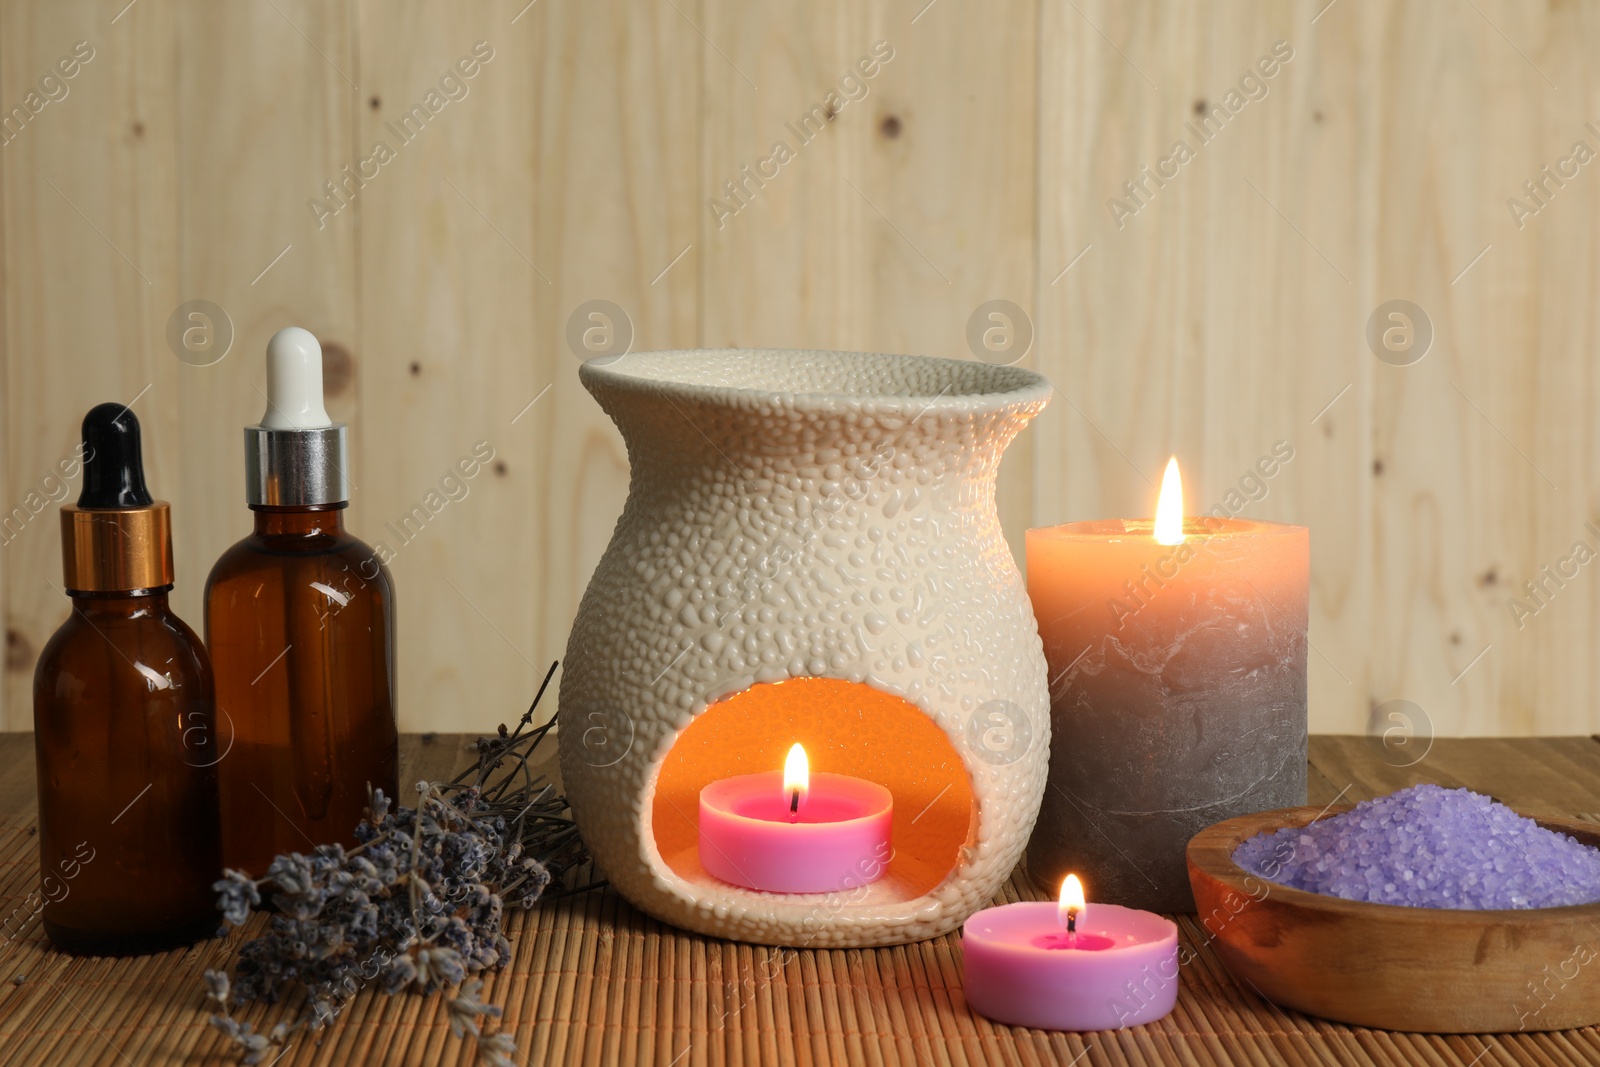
1 734 1598 1066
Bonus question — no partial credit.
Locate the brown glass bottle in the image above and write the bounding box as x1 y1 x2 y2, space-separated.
34 404 222 955
207 507 397 873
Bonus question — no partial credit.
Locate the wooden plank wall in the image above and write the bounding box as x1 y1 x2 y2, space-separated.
1 0 1596 738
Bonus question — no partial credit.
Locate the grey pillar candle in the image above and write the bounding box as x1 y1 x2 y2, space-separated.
1024 496 1308 912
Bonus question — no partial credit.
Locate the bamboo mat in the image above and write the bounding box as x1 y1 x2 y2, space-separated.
1 735 1598 1067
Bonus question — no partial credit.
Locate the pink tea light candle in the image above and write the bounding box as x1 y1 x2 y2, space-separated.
699 744 893 894
963 875 1179 1030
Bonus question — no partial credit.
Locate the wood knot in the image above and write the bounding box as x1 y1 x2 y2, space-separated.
6 628 33 673
320 341 354 397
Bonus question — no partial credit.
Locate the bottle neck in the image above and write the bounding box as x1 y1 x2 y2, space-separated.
251 504 348 538
68 588 171 619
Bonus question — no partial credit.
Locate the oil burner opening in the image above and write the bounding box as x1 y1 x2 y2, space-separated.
651 677 976 905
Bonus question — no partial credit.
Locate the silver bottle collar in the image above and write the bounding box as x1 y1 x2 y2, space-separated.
244 425 349 506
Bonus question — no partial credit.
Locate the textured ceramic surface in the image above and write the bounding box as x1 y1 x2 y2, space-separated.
559 349 1052 947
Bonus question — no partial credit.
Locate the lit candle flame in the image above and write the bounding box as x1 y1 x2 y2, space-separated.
1154 456 1185 546
1058 874 1087 933
783 743 809 816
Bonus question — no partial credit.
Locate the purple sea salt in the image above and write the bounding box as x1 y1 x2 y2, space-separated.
1231 784 1600 909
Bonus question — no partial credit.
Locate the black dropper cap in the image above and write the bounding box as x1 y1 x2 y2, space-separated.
60 404 171 592
77 403 153 509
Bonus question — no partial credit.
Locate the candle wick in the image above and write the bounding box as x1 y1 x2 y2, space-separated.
790 788 799 814
1066 912 1077 936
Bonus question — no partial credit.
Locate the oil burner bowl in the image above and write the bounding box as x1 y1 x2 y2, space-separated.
1187 805 1600 1033
559 349 1052 947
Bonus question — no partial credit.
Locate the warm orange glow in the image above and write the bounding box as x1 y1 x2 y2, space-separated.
1154 456 1185 546
652 677 975 902
783 742 809 811
1058 873 1087 929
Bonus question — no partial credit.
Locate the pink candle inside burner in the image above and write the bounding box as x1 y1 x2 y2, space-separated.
698 745 893 894
963 875 1179 1031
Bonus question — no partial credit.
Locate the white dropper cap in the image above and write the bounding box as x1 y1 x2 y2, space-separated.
245 326 347 505
259 326 332 429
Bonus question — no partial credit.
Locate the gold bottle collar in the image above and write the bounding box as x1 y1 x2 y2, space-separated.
60 503 174 593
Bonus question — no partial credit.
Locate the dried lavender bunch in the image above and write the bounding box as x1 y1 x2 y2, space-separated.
206 662 591 1065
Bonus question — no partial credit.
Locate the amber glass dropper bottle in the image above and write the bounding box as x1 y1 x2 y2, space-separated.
33 403 222 954
208 327 397 877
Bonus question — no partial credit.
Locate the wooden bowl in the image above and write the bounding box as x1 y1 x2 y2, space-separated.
1187 805 1600 1033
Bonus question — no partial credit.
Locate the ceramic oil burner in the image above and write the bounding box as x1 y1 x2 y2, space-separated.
559 349 1052 947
